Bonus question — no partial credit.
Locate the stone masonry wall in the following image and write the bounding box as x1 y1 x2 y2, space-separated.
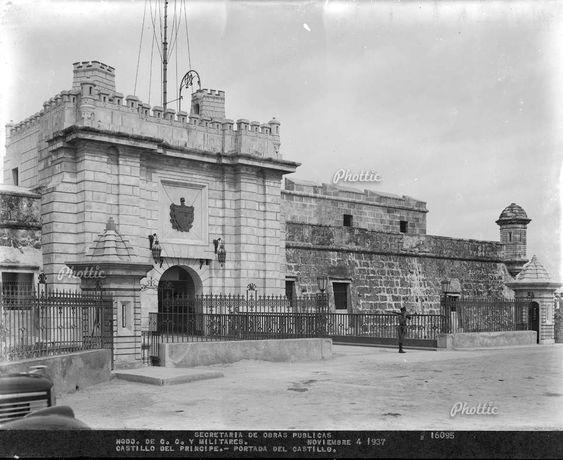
282 179 428 235
285 222 512 314
0 188 43 275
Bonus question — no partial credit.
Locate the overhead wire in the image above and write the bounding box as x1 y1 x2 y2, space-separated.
148 0 163 60
148 36 155 104
175 11 179 112
170 0 181 59
183 0 192 72
133 0 148 96
158 0 163 106
136 0 195 106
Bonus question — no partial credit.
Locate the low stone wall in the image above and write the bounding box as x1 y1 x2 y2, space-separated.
437 331 537 350
159 338 333 368
0 349 112 396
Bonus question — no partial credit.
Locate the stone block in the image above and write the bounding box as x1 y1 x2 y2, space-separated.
159 339 333 367
437 331 537 349
0 350 112 397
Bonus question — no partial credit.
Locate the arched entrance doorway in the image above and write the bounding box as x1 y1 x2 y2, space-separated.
158 266 202 335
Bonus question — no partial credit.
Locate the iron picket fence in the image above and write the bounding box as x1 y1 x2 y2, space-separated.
143 291 445 363
0 285 113 362
441 297 531 333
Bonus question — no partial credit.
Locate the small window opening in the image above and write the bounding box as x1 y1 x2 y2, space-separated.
508 231 512 242
285 280 296 308
333 283 349 311
12 168 19 186
400 221 408 233
343 214 353 227
193 103 200 115
121 303 127 328
89 87 92 95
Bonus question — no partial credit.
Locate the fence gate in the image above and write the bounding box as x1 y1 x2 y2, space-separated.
528 302 540 344
99 296 114 367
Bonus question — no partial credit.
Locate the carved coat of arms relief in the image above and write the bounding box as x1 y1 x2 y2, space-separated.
170 197 194 232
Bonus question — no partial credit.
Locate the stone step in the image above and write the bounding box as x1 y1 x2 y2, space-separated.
113 366 223 386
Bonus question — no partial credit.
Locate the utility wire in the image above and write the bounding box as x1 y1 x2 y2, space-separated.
175 26 179 112
183 0 192 72
148 23 155 104
158 0 164 106
168 2 180 60
134 0 148 96
149 0 163 59
169 0 178 59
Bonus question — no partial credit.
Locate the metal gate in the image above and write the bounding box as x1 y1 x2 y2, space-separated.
325 313 441 348
142 293 445 364
528 302 540 344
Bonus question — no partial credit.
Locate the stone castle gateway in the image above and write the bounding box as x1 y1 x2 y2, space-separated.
2 61 559 364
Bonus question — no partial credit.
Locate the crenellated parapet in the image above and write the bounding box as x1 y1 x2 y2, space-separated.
6 61 281 159
6 61 283 160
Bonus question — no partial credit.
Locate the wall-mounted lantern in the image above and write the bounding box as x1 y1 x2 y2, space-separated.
441 279 451 296
148 233 163 267
317 276 328 293
213 238 227 267
37 272 47 296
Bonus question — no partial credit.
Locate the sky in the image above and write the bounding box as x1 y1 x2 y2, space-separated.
1 0 562 281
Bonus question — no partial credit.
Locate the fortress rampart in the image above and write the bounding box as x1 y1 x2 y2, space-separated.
282 179 428 235
284 222 509 313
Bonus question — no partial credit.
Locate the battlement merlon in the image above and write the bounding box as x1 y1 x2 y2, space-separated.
191 88 226 120
72 60 116 94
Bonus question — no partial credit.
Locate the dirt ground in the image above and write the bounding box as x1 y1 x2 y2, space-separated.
59 344 563 431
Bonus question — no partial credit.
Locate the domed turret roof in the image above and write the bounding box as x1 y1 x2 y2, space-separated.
516 255 551 281
496 203 531 225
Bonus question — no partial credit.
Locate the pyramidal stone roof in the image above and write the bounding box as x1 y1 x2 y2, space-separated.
496 203 531 224
516 255 551 281
84 217 135 262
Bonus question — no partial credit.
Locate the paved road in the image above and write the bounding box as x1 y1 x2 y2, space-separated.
60 344 563 430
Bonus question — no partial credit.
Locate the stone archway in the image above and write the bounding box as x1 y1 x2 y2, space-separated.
157 265 203 334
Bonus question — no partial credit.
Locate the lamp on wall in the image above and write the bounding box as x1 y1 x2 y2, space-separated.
37 272 47 296
317 276 328 293
213 238 227 267
441 279 451 296
148 233 163 267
